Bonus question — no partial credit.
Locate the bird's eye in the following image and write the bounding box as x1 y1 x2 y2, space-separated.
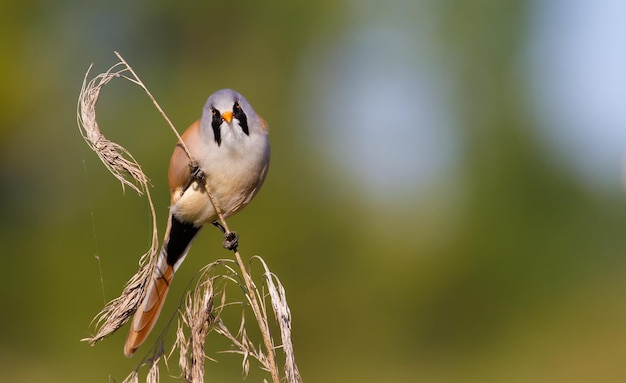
234 102 240 110
211 108 217 115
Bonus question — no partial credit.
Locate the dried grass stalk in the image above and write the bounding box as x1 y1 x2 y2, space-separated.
78 56 159 345
77 62 148 195
146 356 161 383
122 370 139 383
173 259 302 383
256 257 302 383
175 265 216 383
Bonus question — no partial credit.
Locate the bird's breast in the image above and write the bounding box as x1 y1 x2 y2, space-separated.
170 134 269 226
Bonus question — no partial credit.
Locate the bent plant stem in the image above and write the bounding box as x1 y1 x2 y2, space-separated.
233 249 280 383
113 51 193 161
203 182 280 383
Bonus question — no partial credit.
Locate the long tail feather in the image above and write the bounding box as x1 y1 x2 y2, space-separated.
124 215 201 357
124 253 173 357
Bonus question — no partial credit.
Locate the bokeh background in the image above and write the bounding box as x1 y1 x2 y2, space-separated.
1 0 626 382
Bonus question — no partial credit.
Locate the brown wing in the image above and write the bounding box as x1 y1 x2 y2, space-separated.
168 120 202 201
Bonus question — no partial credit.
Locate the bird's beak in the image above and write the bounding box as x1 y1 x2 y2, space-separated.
222 111 233 123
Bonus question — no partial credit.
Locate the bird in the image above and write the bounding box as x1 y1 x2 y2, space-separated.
124 88 270 357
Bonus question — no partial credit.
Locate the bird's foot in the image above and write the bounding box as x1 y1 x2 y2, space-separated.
181 161 206 195
212 221 239 251
223 231 239 251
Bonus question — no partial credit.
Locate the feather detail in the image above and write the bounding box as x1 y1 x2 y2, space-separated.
124 215 201 357
124 253 173 357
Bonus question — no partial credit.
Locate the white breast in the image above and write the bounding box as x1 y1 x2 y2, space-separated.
171 126 270 227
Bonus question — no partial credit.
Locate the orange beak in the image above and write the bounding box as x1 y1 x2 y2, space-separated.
222 111 233 123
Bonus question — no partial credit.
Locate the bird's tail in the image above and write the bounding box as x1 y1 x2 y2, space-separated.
124 215 201 357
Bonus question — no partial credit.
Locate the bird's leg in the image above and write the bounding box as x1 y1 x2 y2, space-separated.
212 221 239 251
181 161 206 196
212 220 226 234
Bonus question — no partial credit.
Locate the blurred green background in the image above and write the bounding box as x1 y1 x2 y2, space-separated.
2 0 626 382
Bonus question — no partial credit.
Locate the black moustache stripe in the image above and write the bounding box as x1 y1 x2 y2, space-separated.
233 102 249 136
211 108 222 146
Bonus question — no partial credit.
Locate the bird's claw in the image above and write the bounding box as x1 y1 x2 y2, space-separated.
223 231 239 251
212 221 238 251
181 162 206 195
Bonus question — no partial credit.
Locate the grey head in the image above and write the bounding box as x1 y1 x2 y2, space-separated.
201 88 263 146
